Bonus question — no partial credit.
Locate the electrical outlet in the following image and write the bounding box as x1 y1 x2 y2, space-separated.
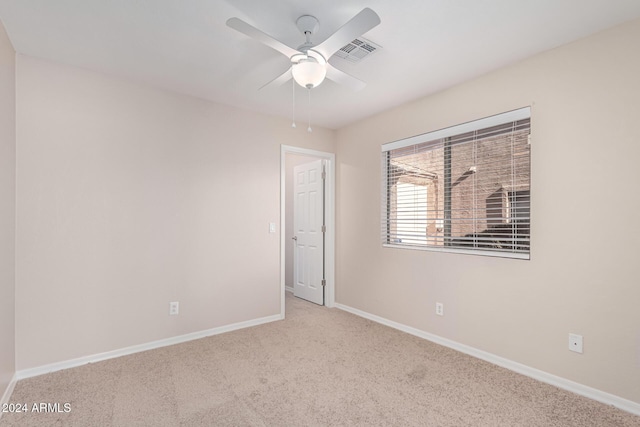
569 333 583 353
269 222 276 233
435 302 444 316
169 301 179 316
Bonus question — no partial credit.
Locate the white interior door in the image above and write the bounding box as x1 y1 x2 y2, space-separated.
293 159 324 305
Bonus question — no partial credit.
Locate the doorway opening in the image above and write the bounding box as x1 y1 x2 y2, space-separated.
280 145 335 317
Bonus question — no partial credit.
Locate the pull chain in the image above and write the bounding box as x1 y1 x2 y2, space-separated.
291 77 296 128
307 88 313 133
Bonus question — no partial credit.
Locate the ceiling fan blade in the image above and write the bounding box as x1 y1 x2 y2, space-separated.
314 8 381 60
226 17 301 59
325 64 366 91
259 67 293 90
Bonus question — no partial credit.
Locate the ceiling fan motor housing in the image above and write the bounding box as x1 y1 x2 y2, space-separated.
291 15 326 67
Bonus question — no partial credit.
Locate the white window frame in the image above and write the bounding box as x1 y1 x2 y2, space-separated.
381 107 531 260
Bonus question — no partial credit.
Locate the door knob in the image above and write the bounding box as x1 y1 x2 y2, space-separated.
292 236 297 241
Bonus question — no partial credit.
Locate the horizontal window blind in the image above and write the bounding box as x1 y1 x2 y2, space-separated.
381 107 531 259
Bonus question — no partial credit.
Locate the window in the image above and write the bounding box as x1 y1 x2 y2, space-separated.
381 108 531 259
395 182 428 245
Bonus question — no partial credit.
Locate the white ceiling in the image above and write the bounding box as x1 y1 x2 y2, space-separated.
1 0 640 129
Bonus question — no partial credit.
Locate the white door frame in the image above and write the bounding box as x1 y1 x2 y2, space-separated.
280 145 335 317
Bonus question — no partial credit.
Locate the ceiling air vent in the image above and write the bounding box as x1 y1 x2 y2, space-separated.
334 37 381 63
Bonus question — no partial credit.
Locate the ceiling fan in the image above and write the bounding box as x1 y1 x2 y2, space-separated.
226 8 381 91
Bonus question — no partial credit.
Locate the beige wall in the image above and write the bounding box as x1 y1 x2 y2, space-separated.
335 18 640 404
0 19 16 398
14 55 335 370
285 153 321 289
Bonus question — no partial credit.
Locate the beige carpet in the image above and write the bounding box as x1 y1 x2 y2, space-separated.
1 293 638 426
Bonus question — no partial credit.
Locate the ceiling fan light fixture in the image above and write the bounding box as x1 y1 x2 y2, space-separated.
292 59 327 89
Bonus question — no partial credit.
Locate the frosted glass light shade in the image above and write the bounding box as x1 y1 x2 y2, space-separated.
292 60 327 89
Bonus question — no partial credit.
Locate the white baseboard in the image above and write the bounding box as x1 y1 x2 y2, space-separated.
285 286 294 293
335 303 640 417
0 373 18 419
17 314 282 380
